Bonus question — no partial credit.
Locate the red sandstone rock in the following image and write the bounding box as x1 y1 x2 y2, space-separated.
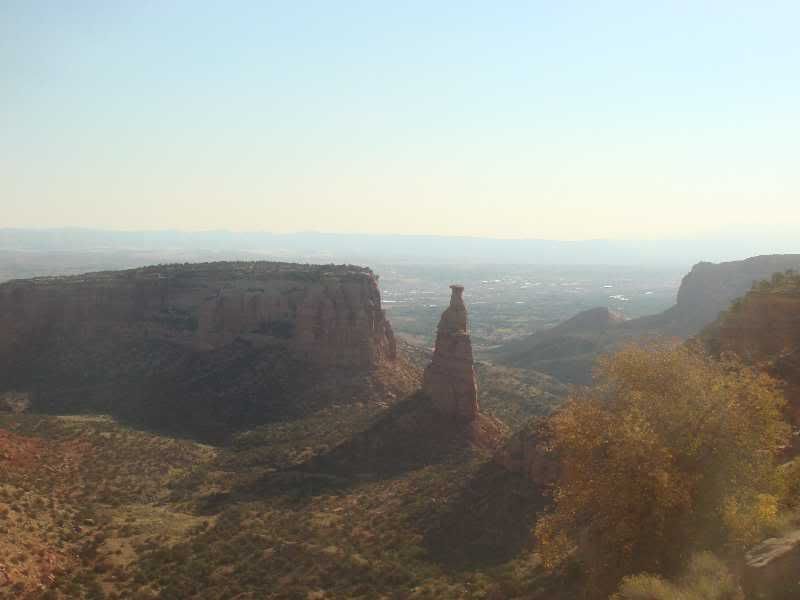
0 262 397 375
292 274 396 367
423 285 479 420
195 270 396 367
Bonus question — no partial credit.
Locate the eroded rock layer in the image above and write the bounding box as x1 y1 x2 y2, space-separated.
423 285 479 420
0 262 407 437
0 262 396 372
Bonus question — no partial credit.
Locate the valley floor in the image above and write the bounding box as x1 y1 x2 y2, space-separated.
0 399 570 600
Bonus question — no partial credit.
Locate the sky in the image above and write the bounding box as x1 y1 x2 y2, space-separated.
2 1 799 240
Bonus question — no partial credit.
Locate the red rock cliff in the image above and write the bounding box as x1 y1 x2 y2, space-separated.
194 267 396 367
673 254 800 336
0 262 397 378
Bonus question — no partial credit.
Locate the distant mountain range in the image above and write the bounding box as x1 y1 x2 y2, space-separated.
2 228 798 266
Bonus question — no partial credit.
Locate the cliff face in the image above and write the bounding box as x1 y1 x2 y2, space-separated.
0 262 408 438
0 262 396 371
423 285 479 420
194 268 396 366
493 254 800 384
672 255 800 336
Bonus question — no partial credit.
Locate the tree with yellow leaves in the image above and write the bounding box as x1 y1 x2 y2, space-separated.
535 343 790 595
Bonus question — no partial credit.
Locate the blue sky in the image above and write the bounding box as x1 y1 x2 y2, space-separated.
2 1 799 238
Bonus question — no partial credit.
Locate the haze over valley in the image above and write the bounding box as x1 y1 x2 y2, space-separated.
3 3 800 599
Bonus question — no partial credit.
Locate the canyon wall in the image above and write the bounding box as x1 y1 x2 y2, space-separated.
494 254 800 384
0 262 404 437
192 266 396 366
672 254 800 336
0 262 396 375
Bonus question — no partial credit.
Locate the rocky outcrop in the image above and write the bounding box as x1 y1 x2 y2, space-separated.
292 275 396 367
746 530 800 568
744 529 800 598
0 262 396 373
423 285 479 420
0 262 409 438
194 267 396 367
673 254 800 336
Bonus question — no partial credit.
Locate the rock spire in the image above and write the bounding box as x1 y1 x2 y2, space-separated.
423 285 479 420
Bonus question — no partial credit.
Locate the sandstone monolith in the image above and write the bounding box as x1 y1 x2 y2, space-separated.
423 285 479 420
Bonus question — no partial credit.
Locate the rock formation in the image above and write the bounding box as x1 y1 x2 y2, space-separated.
292 274 396 367
673 254 800 335
493 254 800 384
744 528 800 597
0 262 396 373
746 529 800 569
194 266 396 367
0 262 412 437
423 285 479 420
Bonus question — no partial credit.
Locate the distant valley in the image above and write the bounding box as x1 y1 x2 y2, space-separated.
493 254 800 383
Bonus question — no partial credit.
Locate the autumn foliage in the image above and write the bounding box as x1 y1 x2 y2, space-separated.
535 343 790 593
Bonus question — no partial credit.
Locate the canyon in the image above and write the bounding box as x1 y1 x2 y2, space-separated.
494 254 800 384
1 256 799 599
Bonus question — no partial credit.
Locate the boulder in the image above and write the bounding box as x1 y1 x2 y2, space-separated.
744 529 800 598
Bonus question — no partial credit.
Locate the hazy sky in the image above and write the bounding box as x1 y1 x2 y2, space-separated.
3 2 799 239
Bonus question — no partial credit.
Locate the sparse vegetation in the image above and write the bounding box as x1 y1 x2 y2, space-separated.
0 393 563 599
752 270 800 294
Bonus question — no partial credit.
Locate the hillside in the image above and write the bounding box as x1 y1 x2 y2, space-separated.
492 254 800 384
5 258 799 598
0 269 573 599
700 270 800 447
491 307 625 384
